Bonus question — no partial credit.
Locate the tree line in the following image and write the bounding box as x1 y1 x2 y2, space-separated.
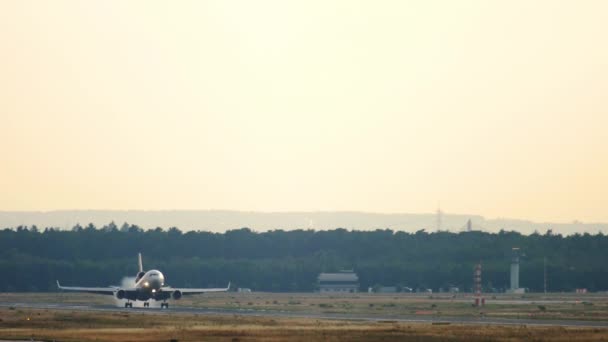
1 223 607 292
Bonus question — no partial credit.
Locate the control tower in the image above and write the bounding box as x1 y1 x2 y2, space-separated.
508 247 525 294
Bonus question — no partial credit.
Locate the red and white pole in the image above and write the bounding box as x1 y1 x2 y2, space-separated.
474 262 484 306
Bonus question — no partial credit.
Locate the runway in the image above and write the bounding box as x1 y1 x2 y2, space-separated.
2 302 608 329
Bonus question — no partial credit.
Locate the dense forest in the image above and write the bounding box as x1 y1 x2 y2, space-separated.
1 223 607 293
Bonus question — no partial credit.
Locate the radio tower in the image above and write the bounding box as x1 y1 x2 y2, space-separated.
474 262 484 306
436 204 443 231
544 256 547 294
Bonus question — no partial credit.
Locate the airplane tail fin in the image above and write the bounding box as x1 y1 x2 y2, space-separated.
138 253 143 273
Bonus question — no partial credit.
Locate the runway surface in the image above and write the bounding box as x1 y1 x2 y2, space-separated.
2 302 608 328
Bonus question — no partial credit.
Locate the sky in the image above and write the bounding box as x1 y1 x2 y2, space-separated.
1 1 607 223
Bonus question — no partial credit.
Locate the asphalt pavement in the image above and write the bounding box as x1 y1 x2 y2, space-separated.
2 302 608 328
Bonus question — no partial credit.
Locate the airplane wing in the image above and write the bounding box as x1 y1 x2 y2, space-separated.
162 282 231 295
56 280 121 295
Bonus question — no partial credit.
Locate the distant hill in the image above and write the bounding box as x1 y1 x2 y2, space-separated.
0 210 606 235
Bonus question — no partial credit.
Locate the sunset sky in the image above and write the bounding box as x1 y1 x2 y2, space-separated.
1 1 607 222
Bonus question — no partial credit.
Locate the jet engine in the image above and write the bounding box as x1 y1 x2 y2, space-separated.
172 290 182 300
115 289 126 300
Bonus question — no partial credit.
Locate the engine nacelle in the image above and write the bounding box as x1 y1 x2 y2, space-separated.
115 289 126 300
172 290 182 300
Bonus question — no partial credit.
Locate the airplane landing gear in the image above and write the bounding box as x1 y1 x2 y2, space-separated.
161 302 169 309
124 302 133 308
143 302 149 308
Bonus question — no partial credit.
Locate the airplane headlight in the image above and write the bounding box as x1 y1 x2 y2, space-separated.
152 289 156 293
144 281 149 287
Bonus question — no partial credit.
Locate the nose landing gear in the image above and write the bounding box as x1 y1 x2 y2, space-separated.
143 302 150 308
124 302 133 308
161 302 169 309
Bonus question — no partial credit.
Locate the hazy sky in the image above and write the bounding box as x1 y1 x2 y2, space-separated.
1 1 607 222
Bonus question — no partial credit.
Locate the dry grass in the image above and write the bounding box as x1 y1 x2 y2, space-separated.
2 293 608 341
1 307 608 342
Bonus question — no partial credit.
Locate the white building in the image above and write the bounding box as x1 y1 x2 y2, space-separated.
318 271 359 293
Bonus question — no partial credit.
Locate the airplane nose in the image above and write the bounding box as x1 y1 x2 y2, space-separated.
150 274 164 289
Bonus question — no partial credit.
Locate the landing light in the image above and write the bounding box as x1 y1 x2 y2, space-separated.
144 281 149 287
152 289 156 293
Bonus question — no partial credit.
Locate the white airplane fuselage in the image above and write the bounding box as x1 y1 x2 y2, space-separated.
136 269 165 292
116 268 178 303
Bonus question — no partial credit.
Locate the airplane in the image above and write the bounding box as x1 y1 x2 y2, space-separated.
57 253 230 308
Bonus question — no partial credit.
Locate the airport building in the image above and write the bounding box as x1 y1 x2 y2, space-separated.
507 247 525 294
317 271 359 293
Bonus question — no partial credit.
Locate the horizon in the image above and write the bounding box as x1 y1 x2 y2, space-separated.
1 208 607 225
1 209 607 236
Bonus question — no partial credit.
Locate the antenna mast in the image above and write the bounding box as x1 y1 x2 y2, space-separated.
436 204 442 231
543 256 547 294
